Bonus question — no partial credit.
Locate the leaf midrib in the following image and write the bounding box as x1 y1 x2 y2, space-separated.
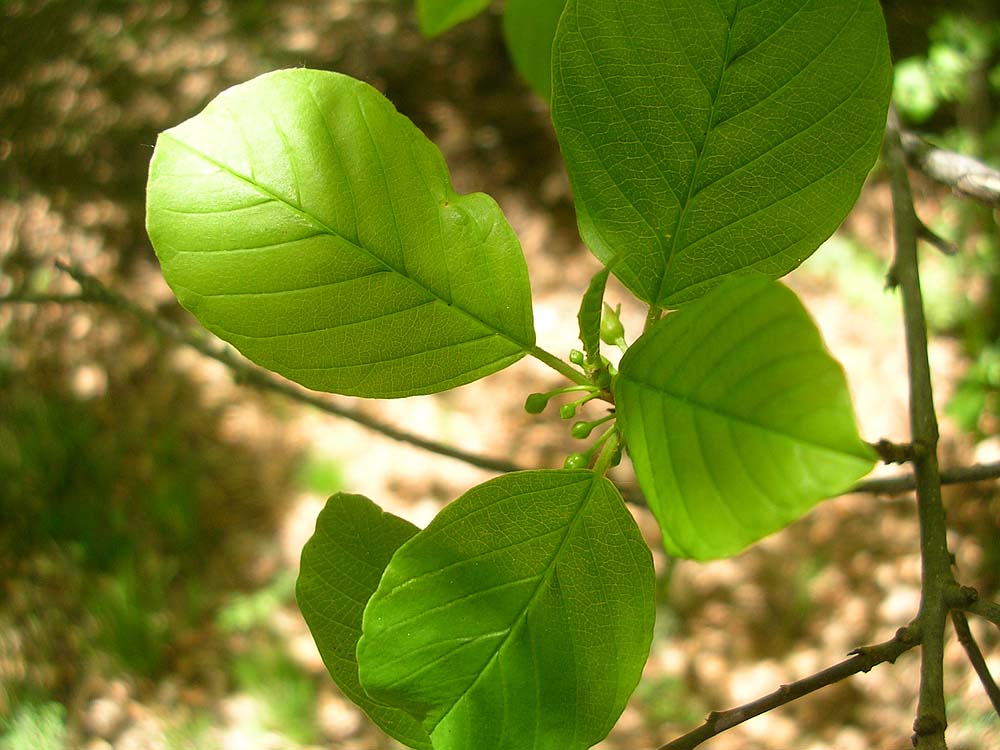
424 475 598 738
159 132 534 350
621 376 872 462
656 0 738 304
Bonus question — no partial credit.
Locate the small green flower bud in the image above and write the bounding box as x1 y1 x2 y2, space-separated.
600 302 628 350
569 349 585 366
563 452 588 469
559 402 577 420
571 420 592 439
524 392 549 414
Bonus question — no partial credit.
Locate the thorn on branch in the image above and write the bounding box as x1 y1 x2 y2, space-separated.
886 264 900 290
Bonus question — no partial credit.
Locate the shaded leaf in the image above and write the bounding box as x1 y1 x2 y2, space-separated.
418 0 492 36
614 276 876 560
357 470 654 750
577 264 610 366
297 493 431 750
147 69 535 398
503 0 567 100
551 0 892 306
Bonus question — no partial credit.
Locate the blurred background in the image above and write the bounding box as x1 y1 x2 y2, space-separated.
0 1 998 748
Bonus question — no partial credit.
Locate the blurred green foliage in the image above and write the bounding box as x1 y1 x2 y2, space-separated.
0 701 66 750
229 642 319 745
892 9 1000 438
633 675 707 730
163 710 215 750
893 14 1000 128
294 451 344 498
215 570 296 635
0 335 298 691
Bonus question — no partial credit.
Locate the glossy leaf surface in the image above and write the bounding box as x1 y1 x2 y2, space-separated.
147 69 535 398
615 276 875 560
357 470 654 750
503 0 567 100
417 0 491 36
551 0 892 306
297 493 431 750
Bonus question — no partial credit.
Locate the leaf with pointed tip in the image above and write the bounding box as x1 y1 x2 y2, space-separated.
297 493 431 750
578 264 610 367
614 276 876 560
417 0 491 36
551 0 892 306
147 69 535 398
503 0 567 100
357 470 654 750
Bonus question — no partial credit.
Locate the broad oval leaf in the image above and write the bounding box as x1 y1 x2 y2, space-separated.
614 276 876 560
551 0 892 306
418 0 491 36
297 493 431 750
147 69 535 398
357 470 654 750
502 0 567 100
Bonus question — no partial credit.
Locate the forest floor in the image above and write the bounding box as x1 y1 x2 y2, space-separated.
1 2 999 749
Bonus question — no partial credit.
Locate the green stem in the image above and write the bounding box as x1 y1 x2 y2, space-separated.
644 304 662 332
592 428 621 476
529 345 591 386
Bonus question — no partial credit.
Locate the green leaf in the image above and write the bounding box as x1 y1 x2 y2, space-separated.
418 0 492 36
296 493 432 750
551 0 892 307
502 0 567 100
577 264 610 366
614 276 876 560
146 69 535 398
357 470 654 750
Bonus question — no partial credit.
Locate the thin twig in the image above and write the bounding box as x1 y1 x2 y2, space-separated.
916 219 960 256
50 261 522 475
966 600 1000 631
657 627 921 750
885 108 958 750
7 276 1000 504
951 611 1000 716
901 130 1000 208
850 461 1000 495
0 292 105 305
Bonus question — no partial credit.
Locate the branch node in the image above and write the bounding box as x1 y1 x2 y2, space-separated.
915 219 959 256
912 714 945 738
871 439 924 464
955 585 979 608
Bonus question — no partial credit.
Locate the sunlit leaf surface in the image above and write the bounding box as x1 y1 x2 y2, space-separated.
147 69 535 398
615 276 876 560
